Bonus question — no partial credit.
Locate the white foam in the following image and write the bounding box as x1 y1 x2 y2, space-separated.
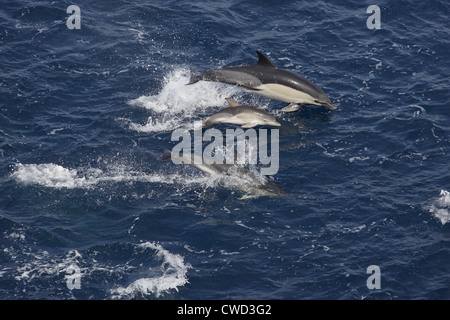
111 242 190 299
410 104 426 116
428 190 450 225
12 163 87 188
127 116 182 133
126 68 239 132
11 163 208 190
13 248 82 283
349 156 370 162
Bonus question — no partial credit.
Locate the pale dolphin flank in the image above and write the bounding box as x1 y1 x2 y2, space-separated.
158 148 286 198
188 51 336 112
203 98 281 128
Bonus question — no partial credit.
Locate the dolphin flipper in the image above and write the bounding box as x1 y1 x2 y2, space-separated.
241 123 258 128
280 103 302 112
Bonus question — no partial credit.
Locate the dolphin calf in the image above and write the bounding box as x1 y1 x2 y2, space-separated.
158 148 286 198
188 51 336 112
203 98 281 128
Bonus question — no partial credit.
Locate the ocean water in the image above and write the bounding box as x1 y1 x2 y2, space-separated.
1 0 449 300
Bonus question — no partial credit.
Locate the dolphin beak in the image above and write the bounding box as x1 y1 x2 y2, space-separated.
268 121 281 127
324 103 338 110
315 100 338 110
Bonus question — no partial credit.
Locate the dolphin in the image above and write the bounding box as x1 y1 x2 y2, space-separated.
188 51 336 112
158 148 286 198
203 98 281 128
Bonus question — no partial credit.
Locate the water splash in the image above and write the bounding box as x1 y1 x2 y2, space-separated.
126 68 239 132
428 190 450 225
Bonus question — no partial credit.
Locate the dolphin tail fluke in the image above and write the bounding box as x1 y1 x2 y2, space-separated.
157 147 172 161
186 70 202 85
202 119 212 128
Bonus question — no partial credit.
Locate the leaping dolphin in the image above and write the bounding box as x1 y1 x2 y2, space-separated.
158 148 286 198
188 51 336 112
203 98 281 128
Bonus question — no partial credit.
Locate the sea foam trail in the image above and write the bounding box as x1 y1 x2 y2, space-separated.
126 68 240 132
11 162 271 199
11 163 208 189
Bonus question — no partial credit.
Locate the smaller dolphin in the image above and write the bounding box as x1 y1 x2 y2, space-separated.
188 51 336 112
203 98 281 128
158 148 286 198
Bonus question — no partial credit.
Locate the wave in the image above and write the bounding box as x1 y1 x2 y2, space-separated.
2 229 190 299
111 242 190 299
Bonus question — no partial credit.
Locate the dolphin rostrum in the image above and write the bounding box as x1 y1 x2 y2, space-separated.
203 98 281 128
188 51 336 112
158 148 286 198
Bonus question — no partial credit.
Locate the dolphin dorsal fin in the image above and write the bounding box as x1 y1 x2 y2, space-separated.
255 51 277 68
225 98 240 107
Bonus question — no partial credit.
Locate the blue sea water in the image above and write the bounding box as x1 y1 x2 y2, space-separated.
0 0 449 300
